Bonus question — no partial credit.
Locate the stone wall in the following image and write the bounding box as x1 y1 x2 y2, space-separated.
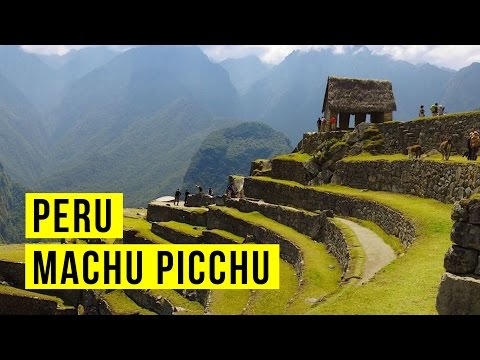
151 223 202 244
0 291 76 315
206 208 303 275
147 203 207 226
295 131 348 154
123 229 155 244
225 198 348 273
225 198 326 240
271 158 318 185
323 219 349 274
201 230 239 244
0 260 24 288
377 113 480 155
124 290 175 315
244 177 415 247
437 197 480 314
333 160 480 203
296 113 480 157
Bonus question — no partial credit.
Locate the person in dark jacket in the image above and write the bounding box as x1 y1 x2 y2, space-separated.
174 189 181 205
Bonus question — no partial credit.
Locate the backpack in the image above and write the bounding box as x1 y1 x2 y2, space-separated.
430 104 437 112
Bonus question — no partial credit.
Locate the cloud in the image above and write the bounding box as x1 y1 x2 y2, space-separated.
21 45 90 55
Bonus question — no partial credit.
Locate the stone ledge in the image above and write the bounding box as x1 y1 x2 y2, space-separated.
243 177 416 247
334 159 480 203
436 272 480 315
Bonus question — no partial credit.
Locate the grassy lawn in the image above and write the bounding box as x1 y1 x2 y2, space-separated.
244 260 298 314
123 216 169 244
101 290 155 315
0 283 69 308
250 177 452 314
273 152 312 162
204 229 244 243
0 244 25 263
149 289 205 315
212 206 341 314
124 208 147 219
208 289 251 315
158 221 205 236
342 152 477 164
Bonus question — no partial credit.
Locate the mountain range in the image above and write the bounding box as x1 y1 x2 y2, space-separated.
1 45 480 241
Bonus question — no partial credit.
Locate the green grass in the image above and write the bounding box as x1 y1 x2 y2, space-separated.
332 218 365 282
123 216 169 244
149 289 205 315
0 283 70 309
342 152 478 164
410 110 480 122
212 206 341 314
344 217 405 256
101 290 155 315
204 229 244 243
0 244 25 263
208 289 251 314
244 260 298 314
159 221 205 236
273 152 312 162
124 208 147 219
249 176 453 314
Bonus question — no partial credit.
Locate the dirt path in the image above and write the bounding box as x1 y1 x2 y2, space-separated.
336 218 396 285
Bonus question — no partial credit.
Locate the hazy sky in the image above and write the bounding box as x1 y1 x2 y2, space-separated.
20 45 480 71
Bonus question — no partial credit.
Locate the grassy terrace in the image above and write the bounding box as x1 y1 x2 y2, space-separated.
0 283 70 308
208 289 251 315
244 260 298 314
204 229 244 243
409 110 480 122
342 152 477 164
149 289 204 315
211 206 342 314
250 176 452 314
273 152 312 162
123 216 169 244
0 244 25 263
158 221 205 236
101 290 155 315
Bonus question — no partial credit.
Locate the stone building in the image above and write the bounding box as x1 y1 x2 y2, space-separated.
322 76 397 130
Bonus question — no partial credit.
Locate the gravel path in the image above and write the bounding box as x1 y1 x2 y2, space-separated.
336 218 396 285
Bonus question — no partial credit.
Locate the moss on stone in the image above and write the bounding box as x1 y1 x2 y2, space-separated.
102 290 156 315
274 152 312 162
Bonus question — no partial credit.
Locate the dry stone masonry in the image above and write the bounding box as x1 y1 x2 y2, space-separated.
437 197 480 314
333 160 480 203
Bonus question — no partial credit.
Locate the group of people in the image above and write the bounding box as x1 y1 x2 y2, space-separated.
418 103 445 117
173 186 214 205
317 115 337 132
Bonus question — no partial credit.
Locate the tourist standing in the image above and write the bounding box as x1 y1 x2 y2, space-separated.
330 116 337 131
419 105 425 117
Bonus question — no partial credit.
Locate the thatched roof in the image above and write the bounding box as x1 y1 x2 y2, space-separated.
322 76 397 113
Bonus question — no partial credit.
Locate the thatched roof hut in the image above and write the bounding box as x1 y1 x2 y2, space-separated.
322 76 397 129
322 76 396 114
